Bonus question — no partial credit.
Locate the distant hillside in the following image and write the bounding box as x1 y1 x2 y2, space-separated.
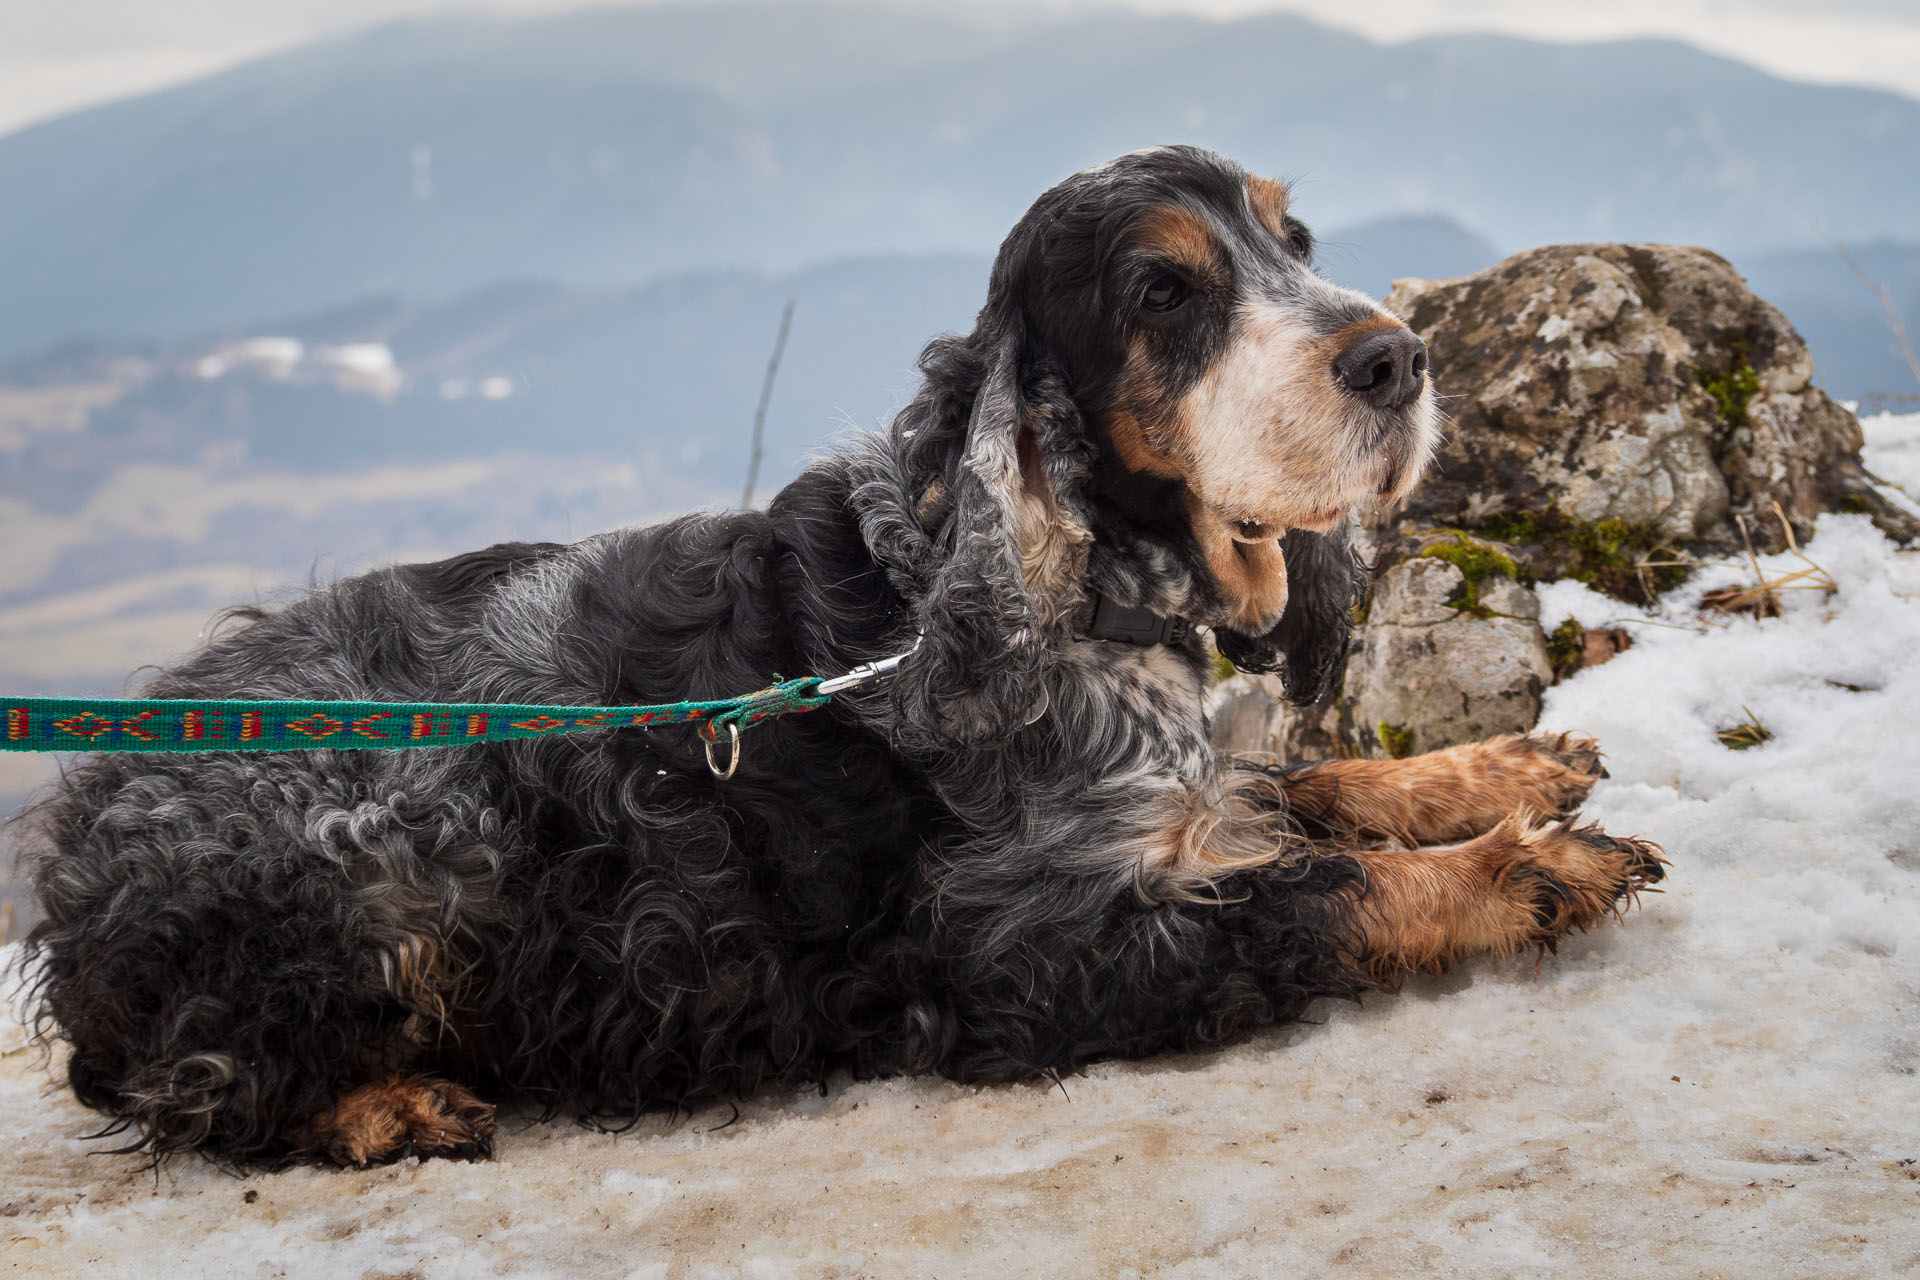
0 254 985 513
1738 241 1920 410
6 223 1912 535
1315 215 1502 299
2 1 1917 358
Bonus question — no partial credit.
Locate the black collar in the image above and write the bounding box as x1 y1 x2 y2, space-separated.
1081 594 1191 647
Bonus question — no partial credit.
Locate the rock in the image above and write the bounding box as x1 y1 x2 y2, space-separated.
1210 242 1912 761
1214 554 1552 761
1206 669 1315 760
1382 243 1917 555
1339 559 1552 759
1207 682 1285 756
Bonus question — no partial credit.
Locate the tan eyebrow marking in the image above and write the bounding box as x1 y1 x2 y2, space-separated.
1246 174 1291 237
1132 204 1221 274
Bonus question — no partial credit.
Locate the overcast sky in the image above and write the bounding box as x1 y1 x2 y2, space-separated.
4 0 1919 139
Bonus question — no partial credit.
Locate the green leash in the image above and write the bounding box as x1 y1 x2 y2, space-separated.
0 640 920 780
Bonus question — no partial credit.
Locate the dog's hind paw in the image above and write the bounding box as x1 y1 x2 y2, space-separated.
308 1075 496 1167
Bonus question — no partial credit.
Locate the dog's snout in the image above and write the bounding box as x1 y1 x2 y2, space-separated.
1333 328 1428 409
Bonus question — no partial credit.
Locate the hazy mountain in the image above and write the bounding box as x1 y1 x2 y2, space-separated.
1 254 983 512
1737 241 1920 410
1314 215 1502 300
2 1 1917 359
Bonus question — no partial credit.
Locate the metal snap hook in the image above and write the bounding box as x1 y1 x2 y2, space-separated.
703 720 741 780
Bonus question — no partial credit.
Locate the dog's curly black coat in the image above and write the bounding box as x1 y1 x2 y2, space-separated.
18 146 1659 1166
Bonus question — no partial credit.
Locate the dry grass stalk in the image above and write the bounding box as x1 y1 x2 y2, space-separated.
1702 506 1836 617
1634 549 1698 604
1716 705 1774 751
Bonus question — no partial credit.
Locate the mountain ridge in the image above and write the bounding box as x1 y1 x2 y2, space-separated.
2 1 1916 360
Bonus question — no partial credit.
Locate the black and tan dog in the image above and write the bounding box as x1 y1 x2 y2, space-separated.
20 145 1661 1167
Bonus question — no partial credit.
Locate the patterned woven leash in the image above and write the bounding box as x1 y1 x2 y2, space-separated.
1 640 920 781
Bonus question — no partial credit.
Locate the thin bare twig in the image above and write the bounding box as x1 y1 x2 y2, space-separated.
1738 513 1777 617
1824 234 1920 390
741 297 796 510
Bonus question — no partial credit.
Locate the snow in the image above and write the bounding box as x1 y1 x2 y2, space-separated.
314 343 396 378
1862 410 1920 512
5 419 1920 1277
195 338 304 381
192 338 401 399
438 376 513 403
313 344 402 399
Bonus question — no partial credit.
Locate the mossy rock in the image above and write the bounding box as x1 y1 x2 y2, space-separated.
1375 721 1415 760
1470 507 1688 606
1384 243 1920 554
1698 360 1761 429
1546 617 1586 681
1417 532 1520 615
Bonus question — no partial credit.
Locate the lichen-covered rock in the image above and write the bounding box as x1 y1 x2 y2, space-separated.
1382 243 1917 552
1208 680 1286 756
1211 557 1551 761
1340 559 1552 759
1210 242 1913 762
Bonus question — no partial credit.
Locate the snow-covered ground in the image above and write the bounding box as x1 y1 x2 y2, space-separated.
4 418 1919 1278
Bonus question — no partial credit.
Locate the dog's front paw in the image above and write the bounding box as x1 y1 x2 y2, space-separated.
1486 732 1609 820
309 1075 496 1167
1509 819 1665 946
1341 814 1666 980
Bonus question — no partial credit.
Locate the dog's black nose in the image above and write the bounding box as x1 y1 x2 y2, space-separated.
1333 328 1428 409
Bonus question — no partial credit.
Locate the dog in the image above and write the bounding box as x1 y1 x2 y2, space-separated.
19 145 1662 1167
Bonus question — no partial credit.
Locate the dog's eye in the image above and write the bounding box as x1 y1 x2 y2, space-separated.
1141 274 1191 314
1284 219 1314 259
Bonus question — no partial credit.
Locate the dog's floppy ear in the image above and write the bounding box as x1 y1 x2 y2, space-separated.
1215 525 1367 707
891 317 1089 749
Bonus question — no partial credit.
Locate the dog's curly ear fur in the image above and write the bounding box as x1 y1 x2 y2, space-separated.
890 316 1089 750
1216 525 1368 707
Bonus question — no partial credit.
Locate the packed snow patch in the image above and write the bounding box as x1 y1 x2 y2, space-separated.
5 421 1920 1277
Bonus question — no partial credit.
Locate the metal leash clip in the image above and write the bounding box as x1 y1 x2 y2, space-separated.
701 635 923 779
814 633 924 696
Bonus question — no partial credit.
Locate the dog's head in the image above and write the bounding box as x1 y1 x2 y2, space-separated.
891 146 1439 743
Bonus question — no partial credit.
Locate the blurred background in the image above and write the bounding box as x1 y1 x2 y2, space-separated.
2 0 1918 893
